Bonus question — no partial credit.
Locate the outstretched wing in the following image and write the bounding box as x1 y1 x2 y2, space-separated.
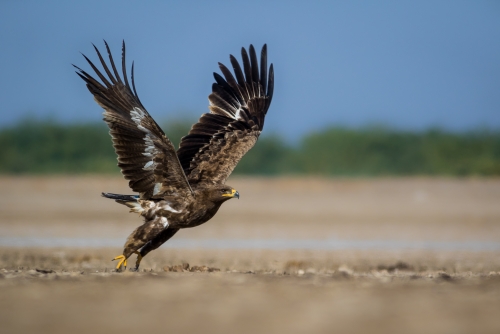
74 41 193 199
177 44 274 185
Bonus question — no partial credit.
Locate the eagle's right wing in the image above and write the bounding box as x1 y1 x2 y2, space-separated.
177 44 274 186
74 41 193 199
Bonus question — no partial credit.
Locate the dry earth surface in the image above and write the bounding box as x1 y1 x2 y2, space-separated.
1 176 500 334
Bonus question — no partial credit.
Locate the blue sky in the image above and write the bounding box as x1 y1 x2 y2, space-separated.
1 1 499 138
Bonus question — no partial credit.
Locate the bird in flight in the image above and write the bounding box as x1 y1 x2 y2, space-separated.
74 41 274 271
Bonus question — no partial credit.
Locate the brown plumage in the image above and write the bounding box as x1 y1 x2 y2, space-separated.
74 41 274 270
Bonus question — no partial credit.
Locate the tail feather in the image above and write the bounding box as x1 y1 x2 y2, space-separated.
102 192 143 214
102 192 139 201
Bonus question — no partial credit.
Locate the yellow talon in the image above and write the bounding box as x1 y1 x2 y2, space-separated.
112 254 127 270
134 251 143 269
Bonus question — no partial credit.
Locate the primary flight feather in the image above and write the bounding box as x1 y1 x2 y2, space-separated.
74 41 274 270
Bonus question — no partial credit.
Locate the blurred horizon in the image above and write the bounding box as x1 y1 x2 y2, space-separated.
1 1 500 140
1 119 499 176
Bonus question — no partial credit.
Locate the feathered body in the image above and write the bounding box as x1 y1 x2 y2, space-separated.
74 41 274 270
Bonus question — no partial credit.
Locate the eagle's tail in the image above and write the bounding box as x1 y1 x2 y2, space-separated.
102 192 143 214
102 192 138 201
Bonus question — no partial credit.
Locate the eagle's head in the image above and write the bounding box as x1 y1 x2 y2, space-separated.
206 184 240 203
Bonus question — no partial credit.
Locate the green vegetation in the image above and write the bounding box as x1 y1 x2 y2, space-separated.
1 120 499 176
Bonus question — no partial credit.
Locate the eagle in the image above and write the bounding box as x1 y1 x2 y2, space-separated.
74 41 274 271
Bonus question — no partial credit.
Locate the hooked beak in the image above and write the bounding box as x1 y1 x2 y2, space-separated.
222 189 240 199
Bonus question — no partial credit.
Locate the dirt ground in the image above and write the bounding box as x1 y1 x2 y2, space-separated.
1 176 500 334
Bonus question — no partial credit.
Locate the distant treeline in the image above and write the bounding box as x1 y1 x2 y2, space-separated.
1 120 499 176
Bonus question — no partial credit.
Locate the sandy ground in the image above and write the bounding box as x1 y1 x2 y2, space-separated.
1 176 500 334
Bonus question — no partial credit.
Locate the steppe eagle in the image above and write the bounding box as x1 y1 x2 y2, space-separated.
74 41 274 271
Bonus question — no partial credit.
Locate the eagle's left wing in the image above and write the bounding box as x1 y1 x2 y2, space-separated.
177 44 274 186
74 41 193 200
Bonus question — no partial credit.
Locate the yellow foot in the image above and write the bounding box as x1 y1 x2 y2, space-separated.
112 254 127 271
134 251 143 271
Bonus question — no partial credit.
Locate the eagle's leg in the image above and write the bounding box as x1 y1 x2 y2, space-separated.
133 228 180 271
112 219 165 272
112 254 128 270
111 243 143 271
133 251 143 270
